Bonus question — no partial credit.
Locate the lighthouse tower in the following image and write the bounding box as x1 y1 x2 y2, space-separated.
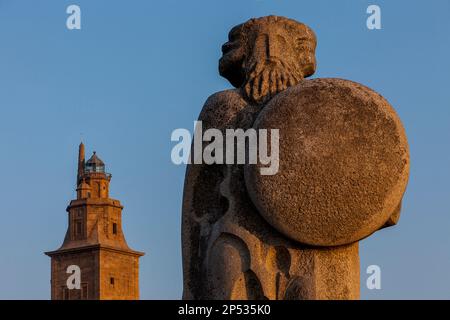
45 143 144 300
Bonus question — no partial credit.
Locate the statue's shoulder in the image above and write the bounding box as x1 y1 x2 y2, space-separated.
198 89 248 129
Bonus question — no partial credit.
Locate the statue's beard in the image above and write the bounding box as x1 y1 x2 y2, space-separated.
242 58 304 104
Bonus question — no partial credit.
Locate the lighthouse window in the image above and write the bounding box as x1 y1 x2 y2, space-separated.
76 221 82 236
112 223 117 235
63 287 69 300
81 283 88 300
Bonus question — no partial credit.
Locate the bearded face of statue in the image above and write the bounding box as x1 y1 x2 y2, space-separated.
219 16 317 104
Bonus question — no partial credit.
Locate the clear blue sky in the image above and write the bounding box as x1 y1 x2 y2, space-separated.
0 0 449 299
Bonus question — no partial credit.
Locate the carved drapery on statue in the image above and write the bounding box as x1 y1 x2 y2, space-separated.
182 16 409 300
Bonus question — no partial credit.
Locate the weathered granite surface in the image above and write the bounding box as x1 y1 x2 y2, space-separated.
182 16 409 300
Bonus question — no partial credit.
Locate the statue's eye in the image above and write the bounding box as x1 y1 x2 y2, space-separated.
228 25 242 42
222 42 234 54
229 32 240 42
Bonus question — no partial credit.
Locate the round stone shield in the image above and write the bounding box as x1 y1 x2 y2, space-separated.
244 78 409 246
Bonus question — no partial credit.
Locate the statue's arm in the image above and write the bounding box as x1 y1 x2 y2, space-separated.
181 89 247 299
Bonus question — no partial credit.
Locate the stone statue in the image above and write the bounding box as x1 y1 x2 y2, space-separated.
182 15 409 300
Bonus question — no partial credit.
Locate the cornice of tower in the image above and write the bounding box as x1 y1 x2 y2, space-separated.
45 244 145 258
67 198 124 211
